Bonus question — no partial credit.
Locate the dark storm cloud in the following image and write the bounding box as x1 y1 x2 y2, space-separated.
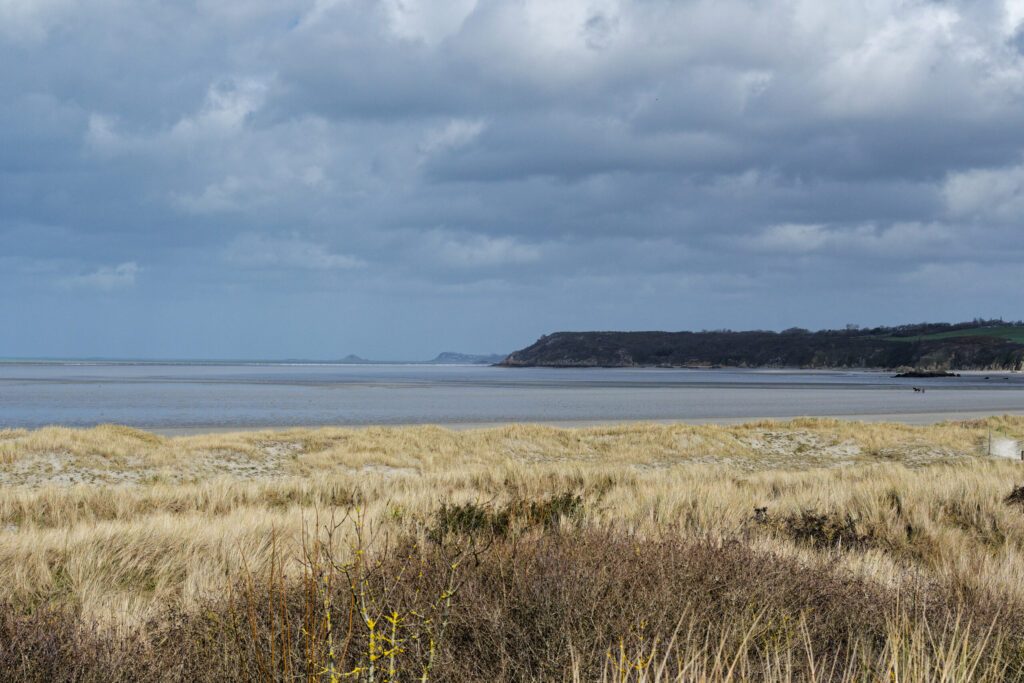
2 0 1024 358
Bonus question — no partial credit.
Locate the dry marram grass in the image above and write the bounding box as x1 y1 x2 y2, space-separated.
2 416 1024 680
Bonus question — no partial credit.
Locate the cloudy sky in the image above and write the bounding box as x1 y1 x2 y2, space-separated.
2 0 1023 359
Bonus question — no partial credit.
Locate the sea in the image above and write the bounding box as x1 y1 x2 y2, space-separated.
1 361 1023 431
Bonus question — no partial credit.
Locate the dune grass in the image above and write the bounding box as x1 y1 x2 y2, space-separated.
0 416 1004 485
2 417 1024 680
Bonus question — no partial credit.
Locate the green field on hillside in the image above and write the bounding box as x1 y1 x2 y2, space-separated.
882 325 1024 343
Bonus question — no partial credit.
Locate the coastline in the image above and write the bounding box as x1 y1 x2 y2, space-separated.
6 364 1024 433
146 408 1024 436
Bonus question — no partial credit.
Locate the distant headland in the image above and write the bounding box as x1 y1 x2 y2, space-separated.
334 352 507 365
500 320 1024 371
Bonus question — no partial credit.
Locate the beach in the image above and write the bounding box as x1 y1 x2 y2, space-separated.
3 361 1024 431
5 362 1024 678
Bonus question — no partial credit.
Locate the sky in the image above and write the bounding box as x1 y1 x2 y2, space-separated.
2 0 1024 360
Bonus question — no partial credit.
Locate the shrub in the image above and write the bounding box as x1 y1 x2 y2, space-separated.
755 508 868 550
3 524 1020 682
1005 484 1024 507
428 492 583 542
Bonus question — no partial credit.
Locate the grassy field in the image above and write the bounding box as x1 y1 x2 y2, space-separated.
3 417 1024 680
881 325 1024 344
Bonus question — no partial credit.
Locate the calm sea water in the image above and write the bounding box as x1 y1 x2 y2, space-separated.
1 362 1023 430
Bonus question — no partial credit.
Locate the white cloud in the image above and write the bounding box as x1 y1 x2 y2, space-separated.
86 77 270 156
814 3 961 117
420 118 485 156
11 0 1024 348
452 0 626 85
225 233 365 270
424 230 543 267
383 0 478 45
174 158 331 213
750 222 953 256
170 79 269 142
519 0 621 56
1005 0 1024 36
84 114 122 154
0 0 74 44
60 262 140 290
751 223 829 253
175 176 250 213
944 162 1024 222
85 78 338 215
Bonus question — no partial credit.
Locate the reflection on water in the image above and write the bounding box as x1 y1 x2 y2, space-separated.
0 362 1022 429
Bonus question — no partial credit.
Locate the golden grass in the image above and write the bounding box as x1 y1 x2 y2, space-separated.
4 417 1024 680
0 416 1023 631
0 415 1008 483
589 612 1013 682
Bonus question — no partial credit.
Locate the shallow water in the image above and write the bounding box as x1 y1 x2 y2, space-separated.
1 362 1023 430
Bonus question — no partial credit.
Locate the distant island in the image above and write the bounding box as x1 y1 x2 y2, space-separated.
333 352 506 365
429 352 508 365
500 320 1024 371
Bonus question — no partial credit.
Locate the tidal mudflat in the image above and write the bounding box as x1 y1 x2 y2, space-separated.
3 362 1024 430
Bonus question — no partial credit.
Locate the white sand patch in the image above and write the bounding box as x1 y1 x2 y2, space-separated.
0 452 155 487
990 437 1021 460
741 430 861 460
357 464 419 477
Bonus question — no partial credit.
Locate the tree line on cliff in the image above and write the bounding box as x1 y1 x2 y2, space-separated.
500 320 1024 370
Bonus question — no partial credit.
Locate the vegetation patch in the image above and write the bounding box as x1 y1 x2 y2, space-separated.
429 491 583 541
2 527 1020 682
4 419 1024 679
756 508 870 550
1006 484 1024 507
